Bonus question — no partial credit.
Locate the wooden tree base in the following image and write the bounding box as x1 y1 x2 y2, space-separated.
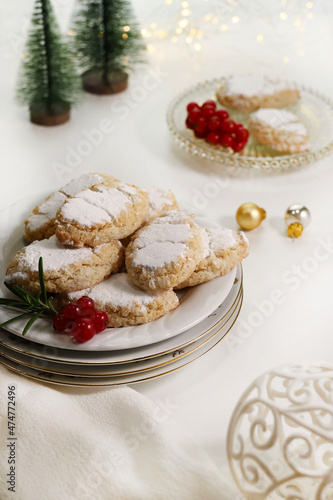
82 70 128 95
30 102 70 126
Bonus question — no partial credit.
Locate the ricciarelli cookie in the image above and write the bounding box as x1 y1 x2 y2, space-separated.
120 186 179 247
55 180 149 247
216 75 300 114
24 173 116 242
125 211 204 292
248 108 309 153
176 228 249 289
6 235 124 294
56 273 179 327
145 186 179 223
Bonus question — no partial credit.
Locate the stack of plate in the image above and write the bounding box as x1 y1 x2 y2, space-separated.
0 265 243 387
0 196 244 387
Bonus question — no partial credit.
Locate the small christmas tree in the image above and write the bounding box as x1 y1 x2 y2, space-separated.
72 0 145 95
17 0 82 126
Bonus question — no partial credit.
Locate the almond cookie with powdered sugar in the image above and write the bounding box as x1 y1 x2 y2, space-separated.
125 210 204 292
24 173 117 242
248 108 309 153
176 228 249 289
55 273 179 327
120 186 179 247
216 75 300 114
55 180 149 247
6 235 124 294
144 186 178 223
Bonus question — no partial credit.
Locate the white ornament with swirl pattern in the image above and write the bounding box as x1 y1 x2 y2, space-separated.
227 362 333 500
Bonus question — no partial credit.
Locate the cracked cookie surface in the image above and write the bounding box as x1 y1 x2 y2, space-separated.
125 211 204 292
24 173 116 242
6 235 124 293
55 180 149 247
56 273 179 327
176 227 249 288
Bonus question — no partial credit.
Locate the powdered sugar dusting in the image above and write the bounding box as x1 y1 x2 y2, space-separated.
145 186 176 221
27 192 67 232
131 212 193 269
226 75 297 98
60 173 105 197
67 273 158 307
59 185 133 227
203 228 238 255
200 228 210 258
250 108 308 136
13 235 104 272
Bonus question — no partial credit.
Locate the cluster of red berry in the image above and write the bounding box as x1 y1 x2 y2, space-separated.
185 100 249 152
53 297 108 342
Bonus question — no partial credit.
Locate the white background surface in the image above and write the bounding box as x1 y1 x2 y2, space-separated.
1 0 333 493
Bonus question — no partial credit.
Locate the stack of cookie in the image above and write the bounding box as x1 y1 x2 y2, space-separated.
216 75 309 153
6 173 249 329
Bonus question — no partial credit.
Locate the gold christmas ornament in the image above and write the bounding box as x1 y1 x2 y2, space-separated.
236 203 266 231
285 204 311 238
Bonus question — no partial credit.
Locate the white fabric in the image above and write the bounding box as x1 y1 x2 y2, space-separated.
0 365 227 500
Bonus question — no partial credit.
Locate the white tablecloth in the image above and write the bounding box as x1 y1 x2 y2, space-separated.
1 1 333 498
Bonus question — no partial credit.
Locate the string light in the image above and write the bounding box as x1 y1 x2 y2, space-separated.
122 33 128 39
139 0 314 58
67 30 76 36
178 19 188 28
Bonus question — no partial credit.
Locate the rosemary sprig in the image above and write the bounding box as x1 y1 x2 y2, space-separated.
0 257 56 335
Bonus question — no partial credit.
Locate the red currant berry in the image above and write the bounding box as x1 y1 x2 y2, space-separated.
206 132 221 145
207 116 221 132
195 117 207 134
220 133 235 149
76 296 95 314
53 314 69 333
62 303 82 319
186 118 195 129
216 110 229 121
221 120 236 133
232 140 247 152
236 127 249 141
201 100 216 110
93 310 108 333
188 109 201 125
200 107 215 120
186 102 200 114
72 318 95 342
194 130 206 139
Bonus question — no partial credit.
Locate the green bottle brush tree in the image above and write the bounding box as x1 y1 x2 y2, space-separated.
72 0 145 95
17 0 82 126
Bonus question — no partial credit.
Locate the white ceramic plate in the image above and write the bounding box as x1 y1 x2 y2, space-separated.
0 289 242 377
0 195 236 351
0 291 242 386
0 265 242 366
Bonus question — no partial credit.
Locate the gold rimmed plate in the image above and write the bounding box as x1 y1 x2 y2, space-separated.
0 195 236 351
0 289 243 386
0 265 243 367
